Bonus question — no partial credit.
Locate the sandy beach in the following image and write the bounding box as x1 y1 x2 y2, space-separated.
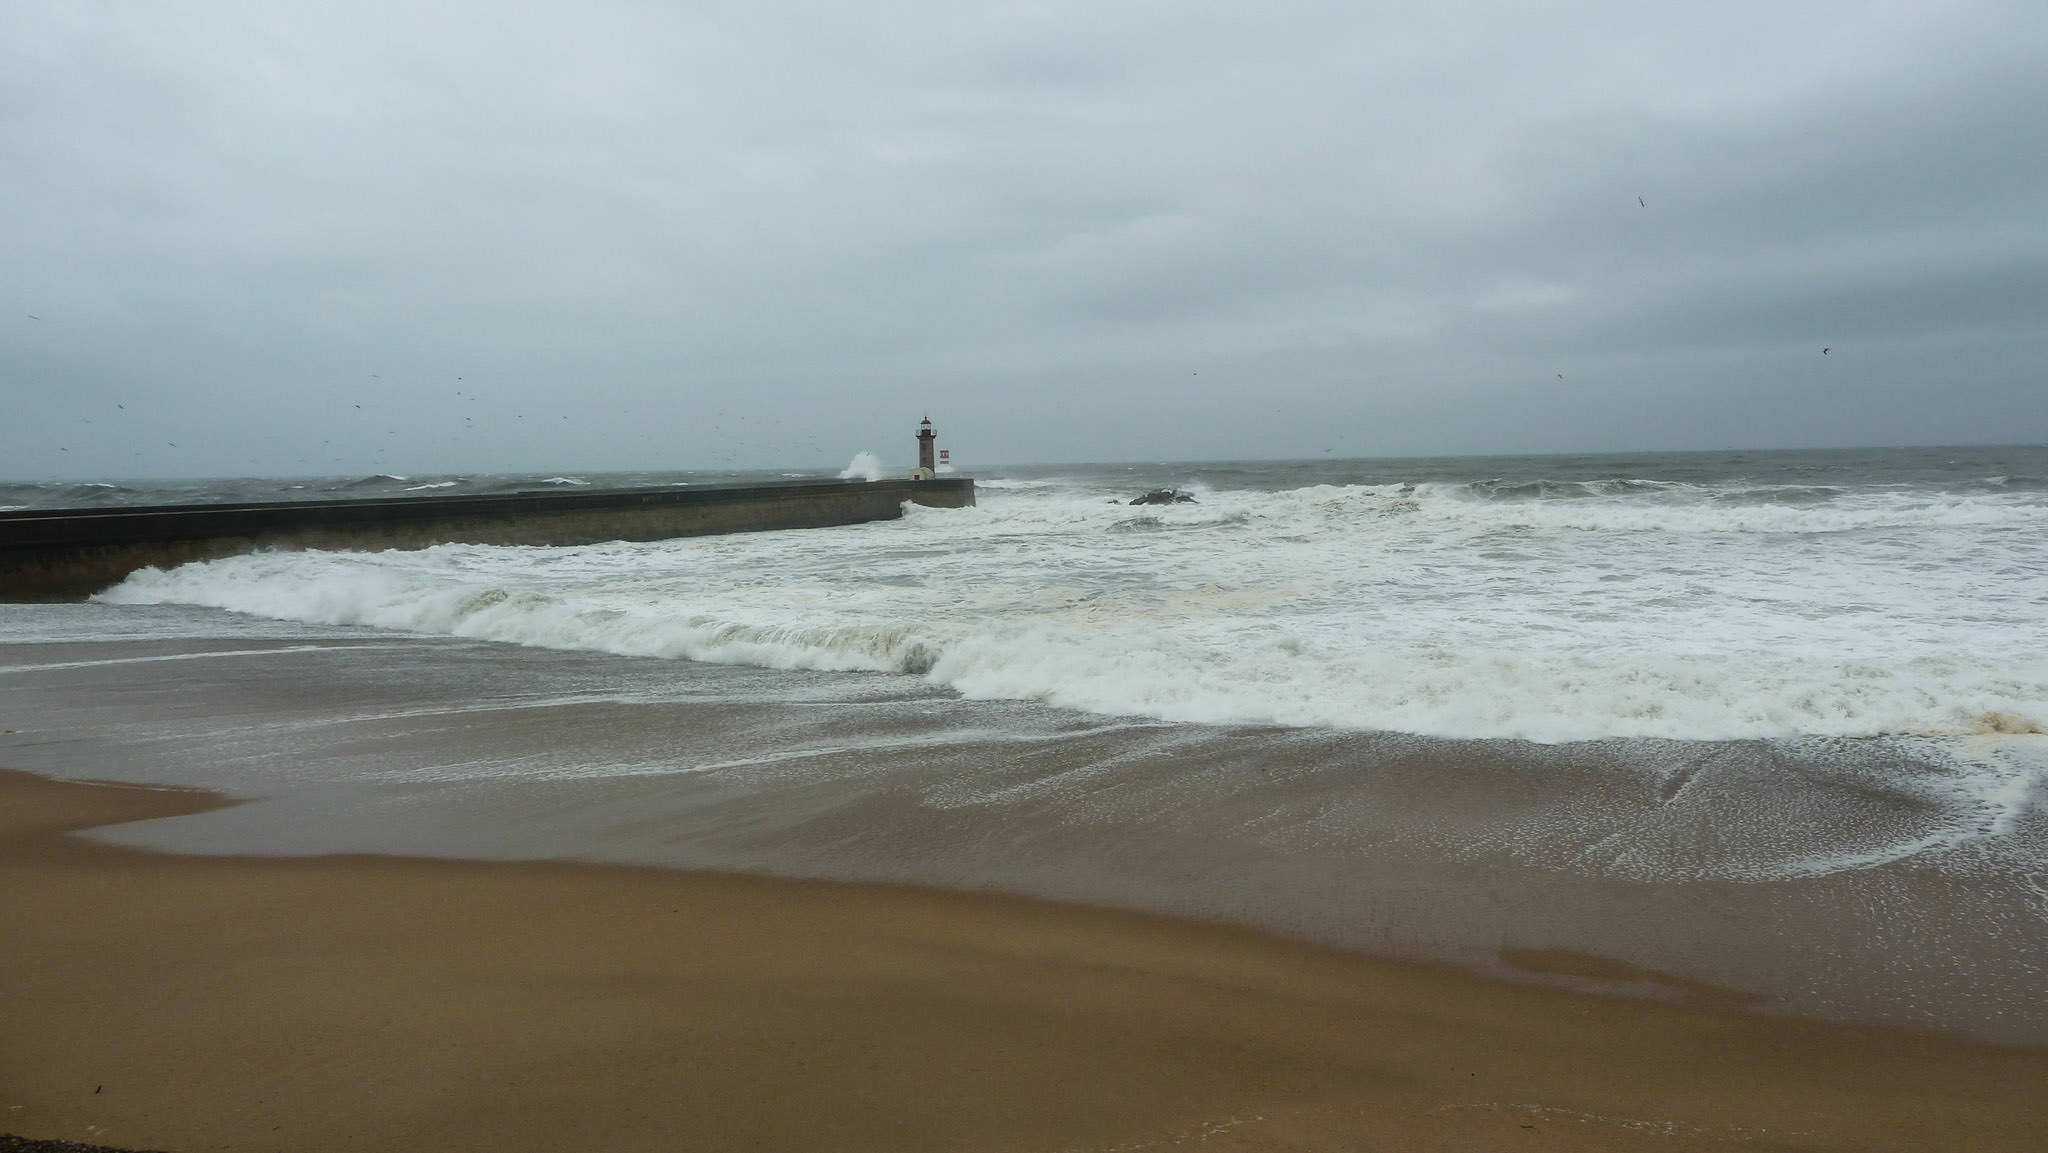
4 768 2044 1153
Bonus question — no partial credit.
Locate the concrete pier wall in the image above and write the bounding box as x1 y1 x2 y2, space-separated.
0 477 975 600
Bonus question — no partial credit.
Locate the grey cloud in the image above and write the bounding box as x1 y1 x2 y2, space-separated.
3 1 2046 478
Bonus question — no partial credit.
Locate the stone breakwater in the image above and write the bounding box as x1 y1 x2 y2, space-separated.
0 477 975 600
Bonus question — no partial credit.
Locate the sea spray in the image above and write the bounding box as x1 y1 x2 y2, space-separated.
838 452 885 481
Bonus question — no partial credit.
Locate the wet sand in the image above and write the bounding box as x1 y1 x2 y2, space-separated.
4 769 2044 1153
9 618 2044 1046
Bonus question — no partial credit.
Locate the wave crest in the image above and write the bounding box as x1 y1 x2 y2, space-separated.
94 540 2048 746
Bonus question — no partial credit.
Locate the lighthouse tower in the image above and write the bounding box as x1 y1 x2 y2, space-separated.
913 416 937 479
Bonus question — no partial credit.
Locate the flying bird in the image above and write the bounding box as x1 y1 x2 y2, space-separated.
1637 197 1645 207
1822 347 1830 355
26 313 38 320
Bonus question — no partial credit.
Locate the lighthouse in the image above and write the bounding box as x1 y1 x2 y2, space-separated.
913 415 937 479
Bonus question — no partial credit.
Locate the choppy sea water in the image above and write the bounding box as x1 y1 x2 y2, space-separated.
87 446 2048 743
4 445 2045 1041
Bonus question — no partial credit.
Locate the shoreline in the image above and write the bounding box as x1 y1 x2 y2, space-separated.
5 767 2044 1153
7 616 2045 1046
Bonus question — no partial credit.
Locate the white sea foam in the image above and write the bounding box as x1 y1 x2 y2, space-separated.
1729 737 2048 882
99 473 2048 746
403 481 461 491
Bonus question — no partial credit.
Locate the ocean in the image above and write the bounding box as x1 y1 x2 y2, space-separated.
3 445 2044 1042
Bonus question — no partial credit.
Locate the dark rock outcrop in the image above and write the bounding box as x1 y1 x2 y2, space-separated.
1128 489 1197 506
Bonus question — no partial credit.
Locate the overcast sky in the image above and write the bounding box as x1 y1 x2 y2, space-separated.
4 1 2045 479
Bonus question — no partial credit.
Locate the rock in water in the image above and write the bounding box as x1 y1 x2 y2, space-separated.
1128 489 1196 505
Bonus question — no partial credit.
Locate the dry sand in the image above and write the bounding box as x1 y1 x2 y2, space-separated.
3 768 2043 1152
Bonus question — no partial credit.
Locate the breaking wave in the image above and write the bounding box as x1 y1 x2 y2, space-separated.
98 468 2048 746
